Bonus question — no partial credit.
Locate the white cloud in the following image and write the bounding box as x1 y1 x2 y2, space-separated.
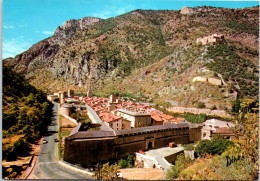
2 38 31 59
42 30 53 35
93 10 115 19
3 25 14 29
93 5 136 19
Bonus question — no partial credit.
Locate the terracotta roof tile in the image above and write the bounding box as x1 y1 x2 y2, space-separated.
151 115 163 122
160 114 174 120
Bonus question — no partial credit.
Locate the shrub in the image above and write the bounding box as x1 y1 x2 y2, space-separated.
195 138 233 157
232 99 241 113
210 105 217 110
118 155 134 169
197 102 206 108
118 159 128 169
166 153 192 179
183 143 195 150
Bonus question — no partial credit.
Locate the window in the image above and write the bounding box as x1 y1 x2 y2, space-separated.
203 133 206 138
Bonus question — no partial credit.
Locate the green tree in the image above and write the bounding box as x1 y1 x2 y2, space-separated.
166 153 192 179
195 138 233 157
118 159 128 169
197 102 206 108
232 99 241 113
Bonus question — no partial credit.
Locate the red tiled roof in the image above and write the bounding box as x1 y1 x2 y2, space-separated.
116 104 122 109
103 115 122 123
214 127 235 135
173 117 185 122
151 115 163 122
160 114 174 120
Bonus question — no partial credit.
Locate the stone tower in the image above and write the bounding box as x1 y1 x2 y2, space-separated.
60 91 65 104
86 82 92 97
68 90 74 98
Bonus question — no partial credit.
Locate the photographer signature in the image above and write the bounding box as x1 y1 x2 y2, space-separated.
226 155 244 167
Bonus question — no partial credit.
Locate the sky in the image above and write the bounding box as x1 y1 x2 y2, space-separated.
2 0 259 59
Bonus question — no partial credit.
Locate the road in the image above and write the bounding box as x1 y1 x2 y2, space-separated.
28 102 93 179
149 150 171 171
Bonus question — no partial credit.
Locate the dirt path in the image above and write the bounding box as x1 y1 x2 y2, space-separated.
118 168 164 180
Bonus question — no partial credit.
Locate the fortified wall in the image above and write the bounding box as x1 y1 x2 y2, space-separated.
167 107 232 118
63 123 202 167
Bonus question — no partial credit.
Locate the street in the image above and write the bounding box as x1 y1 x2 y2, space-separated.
28 102 93 179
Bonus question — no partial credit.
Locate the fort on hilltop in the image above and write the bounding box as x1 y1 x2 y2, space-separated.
196 34 224 45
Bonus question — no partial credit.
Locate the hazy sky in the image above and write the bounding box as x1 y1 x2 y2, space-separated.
2 0 259 59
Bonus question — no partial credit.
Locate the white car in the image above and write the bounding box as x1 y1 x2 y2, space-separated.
43 140 48 144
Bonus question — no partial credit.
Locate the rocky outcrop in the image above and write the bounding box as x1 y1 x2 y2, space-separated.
52 17 102 45
180 7 194 15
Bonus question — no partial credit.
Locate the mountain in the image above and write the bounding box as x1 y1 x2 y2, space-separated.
4 6 259 110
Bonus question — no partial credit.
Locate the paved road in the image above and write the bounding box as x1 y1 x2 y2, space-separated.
149 150 171 171
29 102 93 180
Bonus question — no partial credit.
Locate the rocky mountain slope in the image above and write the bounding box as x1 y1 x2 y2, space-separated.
5 6 259 110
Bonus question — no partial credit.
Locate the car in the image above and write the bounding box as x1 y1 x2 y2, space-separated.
43 140 48 144
54 138 59 142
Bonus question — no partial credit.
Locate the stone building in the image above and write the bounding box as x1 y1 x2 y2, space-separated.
104 117 131 131
64 123 202 167
60 103 73 116
192 76 222 86
196 34 224 45
211 127 236 140
201 119 234 140
47 95 59 101
108 94 118 111
117 108 152 128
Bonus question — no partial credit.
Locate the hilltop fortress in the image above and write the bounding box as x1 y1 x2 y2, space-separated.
196 34 224 45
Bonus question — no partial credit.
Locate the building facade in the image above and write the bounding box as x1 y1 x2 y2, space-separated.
64 123 202 167
117 108 152 128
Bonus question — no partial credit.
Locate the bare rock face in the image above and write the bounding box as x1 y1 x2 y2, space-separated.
79 17 101 29
180 7 195 15
52 17 102 45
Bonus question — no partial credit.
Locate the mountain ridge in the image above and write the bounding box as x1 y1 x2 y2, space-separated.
4 6 259 109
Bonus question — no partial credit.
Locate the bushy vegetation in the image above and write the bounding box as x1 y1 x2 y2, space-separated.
3 65 53 161
94 162 119 180
223 21 259 36
183 113 207 123
183 143 195 150
177 99 259 180
166 153 192 179
195 138 233 157
232 99 241 113
178 148 256 180
197 102 206 108
204 44 259 97
118 155 134 169
70 109 100 131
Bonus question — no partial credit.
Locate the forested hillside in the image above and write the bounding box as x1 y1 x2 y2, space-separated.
3 65 53 161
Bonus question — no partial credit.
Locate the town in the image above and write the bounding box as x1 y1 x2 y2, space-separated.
3 2 259 179
46 88 238 179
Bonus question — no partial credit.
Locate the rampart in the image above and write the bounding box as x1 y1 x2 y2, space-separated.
63 123 201 167
167 107 232 118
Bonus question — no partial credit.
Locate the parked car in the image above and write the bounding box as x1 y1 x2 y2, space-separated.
43 139 48 144
54 138 59 142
